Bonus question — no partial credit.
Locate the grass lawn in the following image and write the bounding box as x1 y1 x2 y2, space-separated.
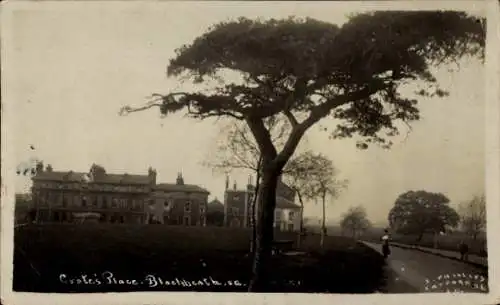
14 224 386 293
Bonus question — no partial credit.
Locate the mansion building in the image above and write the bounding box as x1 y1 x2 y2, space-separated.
29 163 209 225
223 176 302 232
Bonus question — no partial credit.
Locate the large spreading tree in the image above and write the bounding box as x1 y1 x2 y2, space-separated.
388 190 460 241
120 12 485 291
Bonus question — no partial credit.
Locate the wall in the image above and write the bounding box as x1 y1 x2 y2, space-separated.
275 207 302 232
147 191 208 226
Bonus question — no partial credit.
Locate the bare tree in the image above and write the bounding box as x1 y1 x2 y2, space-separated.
459 194 486 240
340 206 371 239
287 151 348 248
283 151 338 247
204 117 291 253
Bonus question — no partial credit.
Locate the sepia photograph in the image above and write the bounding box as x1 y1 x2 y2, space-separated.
1 1 499 305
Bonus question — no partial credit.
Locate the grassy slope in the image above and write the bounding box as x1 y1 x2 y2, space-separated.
14 224 386 293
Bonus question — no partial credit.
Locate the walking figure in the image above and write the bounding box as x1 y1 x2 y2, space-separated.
381 229 391 258
459 240 469 261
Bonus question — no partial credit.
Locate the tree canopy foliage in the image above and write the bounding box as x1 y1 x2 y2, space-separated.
388 190 460 240
459 194 486 239
121 11 484 152
340 206 371 238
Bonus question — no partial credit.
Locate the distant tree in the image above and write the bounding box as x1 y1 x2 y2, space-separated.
119 12 485 291
206 210 225 227
459 194 486 240
388 190 460 241
340 206 371 239
283 151 347 247
286 152 348 248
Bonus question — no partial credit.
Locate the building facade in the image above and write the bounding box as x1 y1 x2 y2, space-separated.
223 176 303 232
146 173 209 226
29 163 209 225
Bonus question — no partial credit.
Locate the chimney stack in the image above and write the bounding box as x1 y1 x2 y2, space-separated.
176 172 184 185
148 167 157 184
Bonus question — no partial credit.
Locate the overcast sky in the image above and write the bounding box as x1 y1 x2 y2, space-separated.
5 2 486 226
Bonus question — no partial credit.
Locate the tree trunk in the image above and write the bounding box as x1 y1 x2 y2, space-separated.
296 192 305 248
249 167 280 292
249 170 261 254
320 193 326 249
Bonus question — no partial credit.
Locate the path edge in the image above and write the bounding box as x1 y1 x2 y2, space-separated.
389 243 488 271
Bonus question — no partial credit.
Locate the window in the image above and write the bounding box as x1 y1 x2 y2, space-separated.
62 196 68 207
112 198 118 208
275 210 282 221
288 211 295 220
163 200 170 210
119 199 127 208
81 196 87 207
233 195 240 201
102 197 108 209
199 205 206 214
183 216 190 226
184 201 191 212
288 223 294 231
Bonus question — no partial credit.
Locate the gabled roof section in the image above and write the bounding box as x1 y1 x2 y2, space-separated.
276 196 301 209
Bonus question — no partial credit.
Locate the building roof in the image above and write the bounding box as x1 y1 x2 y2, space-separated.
154 183 209 194
32 171 151 185
276 196 301 209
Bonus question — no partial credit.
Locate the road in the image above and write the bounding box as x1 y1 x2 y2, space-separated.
362 242 489 293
